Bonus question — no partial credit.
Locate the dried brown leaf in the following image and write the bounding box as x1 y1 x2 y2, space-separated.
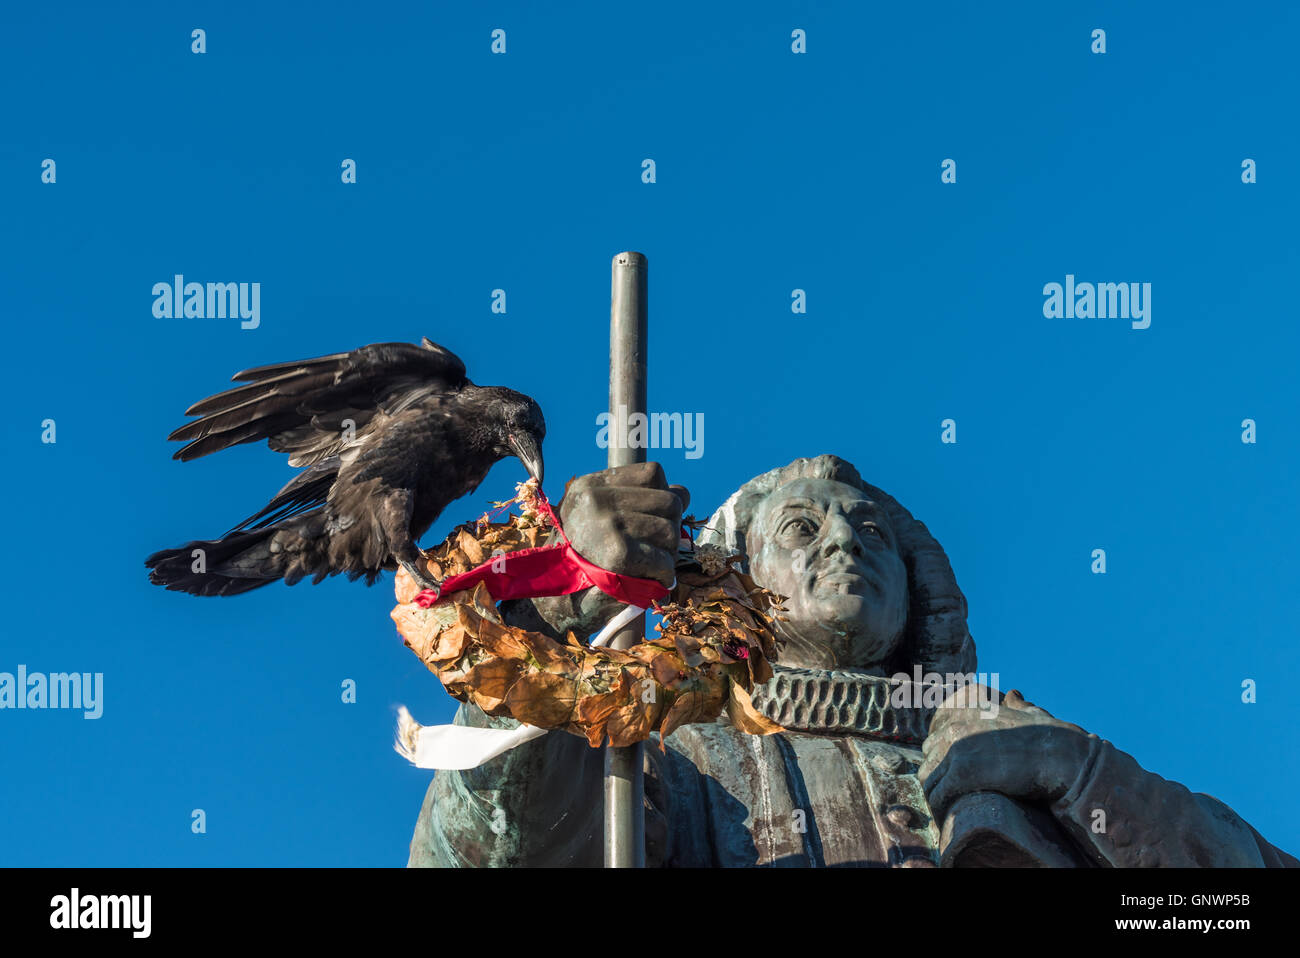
463 658 523 712
659 681 727 741
456 529 485 565
727 682 784 735
505 671 580 728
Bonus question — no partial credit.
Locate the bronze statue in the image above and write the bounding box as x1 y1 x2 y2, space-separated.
408 456 1296 867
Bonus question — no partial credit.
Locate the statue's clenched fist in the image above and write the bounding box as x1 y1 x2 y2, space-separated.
558 462 689 587
514 462 688 639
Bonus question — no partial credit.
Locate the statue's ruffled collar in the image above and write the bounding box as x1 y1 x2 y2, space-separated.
749 666 933 745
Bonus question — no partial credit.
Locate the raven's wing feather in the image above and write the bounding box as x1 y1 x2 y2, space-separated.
223 459 342 535
167 339 468 465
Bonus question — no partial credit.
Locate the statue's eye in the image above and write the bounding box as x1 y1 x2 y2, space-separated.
781 517 817 537
860 523 883 538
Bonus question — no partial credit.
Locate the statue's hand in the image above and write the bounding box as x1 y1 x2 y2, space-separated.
919 687 1094 828
524 462 688 638
559 461 688 585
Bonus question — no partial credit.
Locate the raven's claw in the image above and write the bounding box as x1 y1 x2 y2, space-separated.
400 558 441 594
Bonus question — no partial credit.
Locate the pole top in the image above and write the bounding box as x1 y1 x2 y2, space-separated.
612 251 647 269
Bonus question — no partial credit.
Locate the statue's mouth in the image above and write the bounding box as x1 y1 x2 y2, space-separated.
813 569 871 596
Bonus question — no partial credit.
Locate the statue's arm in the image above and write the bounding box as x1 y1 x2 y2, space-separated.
408 597 605 868
1050 735 1299 868
409 698 604 867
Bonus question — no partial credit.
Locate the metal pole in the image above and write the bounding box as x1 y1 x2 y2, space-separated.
604 251 647 868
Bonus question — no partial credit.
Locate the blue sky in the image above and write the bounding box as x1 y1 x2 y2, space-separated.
1 1 1296 865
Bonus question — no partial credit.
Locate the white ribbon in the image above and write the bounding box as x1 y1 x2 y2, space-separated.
395 603 650 771
394 708 549 770
588 601 645 649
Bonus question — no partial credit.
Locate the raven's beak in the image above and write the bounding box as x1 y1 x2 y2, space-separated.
509 434 544 485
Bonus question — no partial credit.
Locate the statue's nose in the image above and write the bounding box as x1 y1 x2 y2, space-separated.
820 513 863 559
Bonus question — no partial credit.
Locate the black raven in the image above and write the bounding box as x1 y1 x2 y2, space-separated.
145 337 544 597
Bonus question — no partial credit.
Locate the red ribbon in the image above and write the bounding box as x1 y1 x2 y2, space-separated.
413 490 670 610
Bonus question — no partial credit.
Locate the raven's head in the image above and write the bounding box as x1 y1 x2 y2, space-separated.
485 389 546 484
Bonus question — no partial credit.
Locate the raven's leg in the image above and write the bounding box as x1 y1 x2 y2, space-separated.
378 489 441 593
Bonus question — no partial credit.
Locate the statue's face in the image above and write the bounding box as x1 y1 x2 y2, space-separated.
750 478 909 671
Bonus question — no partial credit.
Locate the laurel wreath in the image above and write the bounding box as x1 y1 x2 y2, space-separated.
390 482 787 748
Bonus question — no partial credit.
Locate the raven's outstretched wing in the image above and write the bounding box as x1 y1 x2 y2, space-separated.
167 338 468 465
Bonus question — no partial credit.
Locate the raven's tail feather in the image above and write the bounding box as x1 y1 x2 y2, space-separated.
145 508 341 597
